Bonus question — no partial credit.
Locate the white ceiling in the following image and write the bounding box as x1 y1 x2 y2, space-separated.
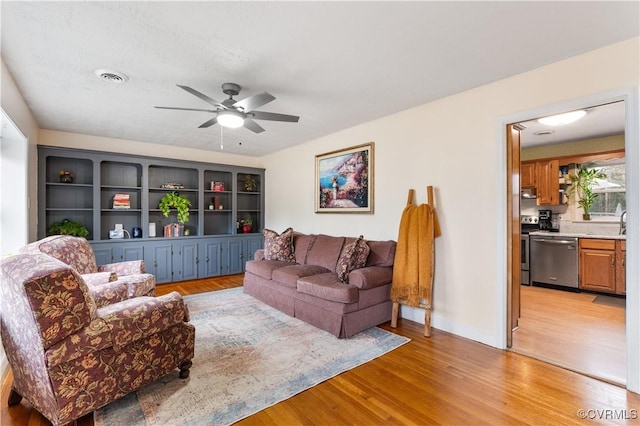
1 1 638 156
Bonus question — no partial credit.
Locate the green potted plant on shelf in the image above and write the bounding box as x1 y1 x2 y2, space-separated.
159 191 191 224
240 215 253 233
568 164 607 220
47 219 90 238
241 174 257 192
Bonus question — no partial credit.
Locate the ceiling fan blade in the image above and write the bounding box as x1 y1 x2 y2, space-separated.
234 92 276 112
243 118 265 133
250 111 300 123
155 106 217 113
177 85 222 107
198 116 219 128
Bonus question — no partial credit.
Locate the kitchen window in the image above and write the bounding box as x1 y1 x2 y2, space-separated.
589 158 626 219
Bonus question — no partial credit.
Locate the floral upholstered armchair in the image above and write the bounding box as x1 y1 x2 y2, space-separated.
0 253 195 426
20 235 155 307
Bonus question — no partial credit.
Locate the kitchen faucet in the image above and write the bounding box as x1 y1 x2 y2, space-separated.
620 210 627 235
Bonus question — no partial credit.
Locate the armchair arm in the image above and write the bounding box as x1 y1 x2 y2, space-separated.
98 260 146 275
98 292 188 350
45 292 189 367
82 271 117 286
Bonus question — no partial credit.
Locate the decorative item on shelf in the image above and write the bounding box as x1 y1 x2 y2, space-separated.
132 226 142 238
241 174 257 192
163 223 185 237
47 219 89 238
159 191 191 224
161 182 185 189
58 170 74 183
212 196 221 210
112 193 131 209
567 163 607 220
211 181 225 191
240 214 253 233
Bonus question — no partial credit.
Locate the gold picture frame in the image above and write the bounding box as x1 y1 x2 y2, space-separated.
315 142 374 213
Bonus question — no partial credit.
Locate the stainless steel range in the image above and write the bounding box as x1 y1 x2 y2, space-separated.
520 215 539 286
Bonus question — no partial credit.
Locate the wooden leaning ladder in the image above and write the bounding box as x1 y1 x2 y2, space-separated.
390 186 436 337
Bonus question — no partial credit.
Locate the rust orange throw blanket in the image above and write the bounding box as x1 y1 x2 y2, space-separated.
391 203 441 307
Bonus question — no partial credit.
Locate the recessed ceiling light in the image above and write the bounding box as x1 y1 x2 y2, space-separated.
94 69 129 83
534 130 555 136
538 110 586 126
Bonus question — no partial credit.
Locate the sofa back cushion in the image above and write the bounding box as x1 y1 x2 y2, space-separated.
292 233 317 264
305 234 345 271
365 240 397 267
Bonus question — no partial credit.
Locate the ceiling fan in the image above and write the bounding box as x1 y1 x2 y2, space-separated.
155 82 299 133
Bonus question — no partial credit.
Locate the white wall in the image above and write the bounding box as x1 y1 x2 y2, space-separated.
263 37 640 346
39 129 266 170
0 57 41 386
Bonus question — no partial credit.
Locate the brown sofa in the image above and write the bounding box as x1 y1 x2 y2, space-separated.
243 232 396 338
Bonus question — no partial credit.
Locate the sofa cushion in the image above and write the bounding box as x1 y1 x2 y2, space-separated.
297 273 359 304
336 236 370 283
293 233 317 264
245 260 295 280
305 234 345 271
263 227 296 262
272 264 332 287
365 240 396 267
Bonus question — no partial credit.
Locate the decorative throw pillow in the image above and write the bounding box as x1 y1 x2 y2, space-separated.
336 235 370 283
263 227 296 262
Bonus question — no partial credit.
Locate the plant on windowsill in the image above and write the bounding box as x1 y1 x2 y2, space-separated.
567 164 607 220
47 219 90 238
159 191 191 224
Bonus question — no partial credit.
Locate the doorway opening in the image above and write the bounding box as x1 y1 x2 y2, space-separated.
506 100 629 386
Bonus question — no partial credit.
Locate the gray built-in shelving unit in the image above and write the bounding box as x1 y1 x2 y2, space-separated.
38 146 264 283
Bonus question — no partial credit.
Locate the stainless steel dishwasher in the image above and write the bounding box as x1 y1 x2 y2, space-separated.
530 235 579 289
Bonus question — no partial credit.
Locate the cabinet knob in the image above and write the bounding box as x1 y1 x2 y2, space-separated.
154 261 158 268
206 257 210 263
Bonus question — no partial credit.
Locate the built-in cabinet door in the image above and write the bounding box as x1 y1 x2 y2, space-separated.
112 245 144 262
200 241 222 278
93 247 112 266
227 239 243 275
145 243 173 284
173 241 199 281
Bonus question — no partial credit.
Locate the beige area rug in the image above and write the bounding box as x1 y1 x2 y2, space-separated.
94 287 409 426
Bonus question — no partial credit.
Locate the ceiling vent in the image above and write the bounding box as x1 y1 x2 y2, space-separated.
94 69 129 83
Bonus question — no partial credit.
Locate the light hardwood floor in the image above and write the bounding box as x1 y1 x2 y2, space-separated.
512 285 626 385
3 276 639 426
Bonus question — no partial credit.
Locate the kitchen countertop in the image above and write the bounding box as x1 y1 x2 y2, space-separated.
529 231 626 240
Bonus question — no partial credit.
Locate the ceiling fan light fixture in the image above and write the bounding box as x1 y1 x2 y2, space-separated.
538 110 586 126
217 109 245 128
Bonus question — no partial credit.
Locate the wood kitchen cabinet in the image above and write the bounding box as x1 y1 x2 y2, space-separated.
579 238 626 295
521 162 536 188
616 240 626 294
535 159 560 205
521 160 559 205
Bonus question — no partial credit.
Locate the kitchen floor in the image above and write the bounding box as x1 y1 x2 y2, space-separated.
511 285 626 386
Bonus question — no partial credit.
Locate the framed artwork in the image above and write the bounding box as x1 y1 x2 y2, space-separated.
315 142 374 213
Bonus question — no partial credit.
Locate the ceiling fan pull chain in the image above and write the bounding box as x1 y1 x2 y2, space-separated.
220 125 224 150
